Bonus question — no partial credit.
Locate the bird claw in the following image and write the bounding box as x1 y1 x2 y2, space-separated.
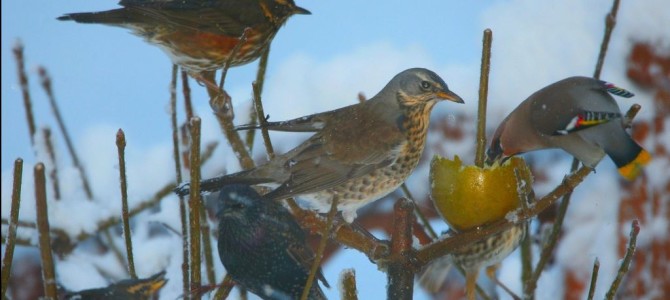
209 89 235 119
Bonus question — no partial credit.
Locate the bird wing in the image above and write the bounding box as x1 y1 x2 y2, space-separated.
264 138 397 199
528 94 621 137
552 111 621 135
264 107 405 200
236 116 326 132
114 0 264 35
236 107 347 132
133 8 251 34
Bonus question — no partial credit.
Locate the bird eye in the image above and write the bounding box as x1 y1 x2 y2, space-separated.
420 81 431 89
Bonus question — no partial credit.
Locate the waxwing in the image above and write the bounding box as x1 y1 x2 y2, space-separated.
487 76 650 180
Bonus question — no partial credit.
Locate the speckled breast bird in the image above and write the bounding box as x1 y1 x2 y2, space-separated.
57 0 309 74
217 184 329 300
419 225 526 299
63 271 167 300
487 76 650 180
175 68 464 222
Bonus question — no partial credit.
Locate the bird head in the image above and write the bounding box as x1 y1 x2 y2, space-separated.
262 0 311 25
486 121 514 166
392 68 464 107
217 184 264 222
486 137 509 166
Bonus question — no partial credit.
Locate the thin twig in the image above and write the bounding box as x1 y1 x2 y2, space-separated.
13 41 36 145
593 0 621 79
476 29 492 167
200 205 216 286
206 72 255 170
519 172 534 299
387 198 415 300
172 64 191 297
42 128 61 200
1 159 24 296
340 269 358 300
301 197 338 300
488 272 521 300
400 184 437 239
623 104 641 128
38 66 94 200
212 274 235 300
34 163 57 299
182 70 195 122
605 220 640 299
587 258 600 300
245 46 271 150
524 159 578 297
188 117 203 300
102 230 127 276
252 81 275 159
116 129 137 279
219 28 251 90
288 203 390 261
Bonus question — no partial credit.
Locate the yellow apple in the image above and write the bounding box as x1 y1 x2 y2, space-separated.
430 155 533 231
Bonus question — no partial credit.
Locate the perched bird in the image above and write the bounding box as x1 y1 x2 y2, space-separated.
176 68 464 222
419 225 526 299
63 271 167 300
217 184 329 300
57 0 309 75
487 76 650 180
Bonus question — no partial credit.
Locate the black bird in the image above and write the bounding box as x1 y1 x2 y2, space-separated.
217 184 329 300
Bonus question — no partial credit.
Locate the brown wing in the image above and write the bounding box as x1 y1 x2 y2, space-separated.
128 8 255 34
265 105 405 200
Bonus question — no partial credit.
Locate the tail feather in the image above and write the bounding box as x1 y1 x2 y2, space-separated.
617 148 651 180
600 80 635 98
174 169 272 197
418 256 453 293
57 9 137 25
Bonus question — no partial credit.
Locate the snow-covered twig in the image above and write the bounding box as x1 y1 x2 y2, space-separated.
34 163 57 299
1 159 24 297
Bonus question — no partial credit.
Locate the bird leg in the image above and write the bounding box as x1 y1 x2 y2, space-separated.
465 269 479 300
486 264 521 300
190 70 234 118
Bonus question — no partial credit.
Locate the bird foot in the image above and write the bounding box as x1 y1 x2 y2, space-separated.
209 89 234 119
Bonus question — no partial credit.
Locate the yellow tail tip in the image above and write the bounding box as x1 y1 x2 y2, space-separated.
618 150 652 180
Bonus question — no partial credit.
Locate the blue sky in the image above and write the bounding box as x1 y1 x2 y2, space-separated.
1 1 490 169
2 0 668 299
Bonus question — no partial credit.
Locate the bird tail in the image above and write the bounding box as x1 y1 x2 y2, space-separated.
600 80 635 98
417 255 453 293
615 147 652 180
57 9 136 24
174 169 273 197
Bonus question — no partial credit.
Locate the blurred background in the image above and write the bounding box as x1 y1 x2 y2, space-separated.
2 0 668 299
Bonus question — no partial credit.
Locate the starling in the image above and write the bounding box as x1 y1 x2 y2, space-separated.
217 184 329 300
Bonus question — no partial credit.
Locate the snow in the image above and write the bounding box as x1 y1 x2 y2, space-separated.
3 0 669 299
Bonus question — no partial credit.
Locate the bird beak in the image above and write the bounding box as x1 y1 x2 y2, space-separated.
436 90 464 103
293 6 311 15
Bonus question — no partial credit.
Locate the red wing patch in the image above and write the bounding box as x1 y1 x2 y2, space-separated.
554 111 621 135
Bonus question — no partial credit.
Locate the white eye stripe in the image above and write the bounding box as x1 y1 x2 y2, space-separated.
225 191 254 207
